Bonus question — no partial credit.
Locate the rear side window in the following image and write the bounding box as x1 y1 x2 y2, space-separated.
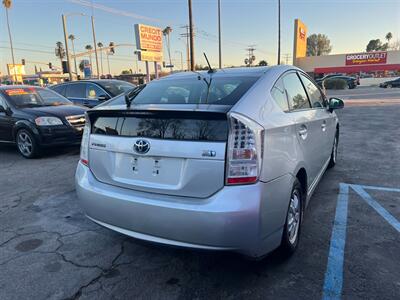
299 74 325 108
51 85 66 96
86 84 107 99
282 73 310 110
66 83 86 98
271 78 289 112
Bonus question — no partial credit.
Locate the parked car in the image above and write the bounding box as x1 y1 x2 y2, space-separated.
316 75 358 89
49 80 135 108
379 77 400 88
75 66 344 259
0 86 87 158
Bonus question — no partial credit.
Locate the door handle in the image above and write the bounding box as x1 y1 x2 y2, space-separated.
298 125 308 138
321 121 327 132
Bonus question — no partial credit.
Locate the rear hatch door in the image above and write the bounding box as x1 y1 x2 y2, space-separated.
87 107 229 198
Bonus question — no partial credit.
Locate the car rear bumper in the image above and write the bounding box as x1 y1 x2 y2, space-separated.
75 162 294 257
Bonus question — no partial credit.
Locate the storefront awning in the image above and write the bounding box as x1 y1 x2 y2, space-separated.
314 64 400 74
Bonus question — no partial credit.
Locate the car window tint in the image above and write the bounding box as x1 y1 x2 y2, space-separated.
271 78 289 112
282 73 310 110
36 89 71 105
299 74 325 108
66 83 86 98
51 85 66 96
87 84 107 99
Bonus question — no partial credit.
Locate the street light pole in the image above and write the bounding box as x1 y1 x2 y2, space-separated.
277 0 281 65
175 50 183 71
188 0 195 71
218 0 222 69
4 0 16 84
62 14 73 81
91 16 100 79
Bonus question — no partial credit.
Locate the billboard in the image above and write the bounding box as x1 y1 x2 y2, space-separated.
7 64 26 82
135 24 163 62
135 24 163 52
138 51 163 63
345 51 387 65
293 19 308 65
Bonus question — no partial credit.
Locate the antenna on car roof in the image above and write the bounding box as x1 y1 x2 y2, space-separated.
203 53 215 73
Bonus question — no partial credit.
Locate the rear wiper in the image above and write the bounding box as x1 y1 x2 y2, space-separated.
125 84 146 109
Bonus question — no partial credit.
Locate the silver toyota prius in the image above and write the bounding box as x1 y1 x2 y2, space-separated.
75 66 344 258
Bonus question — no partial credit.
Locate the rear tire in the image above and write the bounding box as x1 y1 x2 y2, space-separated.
328 132 339 168
16 129 40 158
280 179 303 257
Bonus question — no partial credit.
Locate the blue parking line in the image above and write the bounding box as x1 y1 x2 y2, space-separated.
360 184 400 193
322 183 349 300
351 185 400 233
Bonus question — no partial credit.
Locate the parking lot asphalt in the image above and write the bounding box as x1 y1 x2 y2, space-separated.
327 86 400 101
1 104 399 300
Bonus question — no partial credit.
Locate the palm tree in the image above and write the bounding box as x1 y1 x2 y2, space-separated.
68 34 78 77
386 32 393 43
163 26 173 72
85 44 93 75
97 42 104 77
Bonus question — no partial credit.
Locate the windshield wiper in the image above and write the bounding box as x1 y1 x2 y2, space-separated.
125 84 146 109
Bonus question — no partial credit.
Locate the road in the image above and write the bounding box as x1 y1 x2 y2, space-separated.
0 104 399 300
327 86 400 102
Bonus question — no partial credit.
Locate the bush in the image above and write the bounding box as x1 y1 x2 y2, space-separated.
323 78 348 90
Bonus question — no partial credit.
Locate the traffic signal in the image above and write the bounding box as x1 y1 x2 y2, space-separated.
21 59 26 65
62 61 69 74
48 62 52 69
109 42 115 54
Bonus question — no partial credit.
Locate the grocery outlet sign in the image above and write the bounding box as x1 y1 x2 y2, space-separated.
345 51 387 65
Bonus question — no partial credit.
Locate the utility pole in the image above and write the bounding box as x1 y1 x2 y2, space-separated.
277 0 281 65
3 0 16 84
69 35 78 77
218 0 222 69
188 0 195 71
91 16 100 79
245 46 256 67
62 15 73 81
180 26 191 71
175 50 183 71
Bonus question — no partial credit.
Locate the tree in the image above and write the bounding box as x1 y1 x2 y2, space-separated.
79 60 85 72
258 60 268 66
366 39 388 52
121 70 132 75
85 44 93 69
385 32 393 43
306 34 332 56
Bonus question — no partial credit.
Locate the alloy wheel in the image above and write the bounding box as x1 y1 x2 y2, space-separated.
287 190 301 245
17 131 33 156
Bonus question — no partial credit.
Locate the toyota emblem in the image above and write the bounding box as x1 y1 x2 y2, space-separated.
133 139 150 154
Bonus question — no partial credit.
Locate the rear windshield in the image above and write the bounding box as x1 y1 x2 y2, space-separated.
110 75 259 106
97 80 135 96
91 111 228 142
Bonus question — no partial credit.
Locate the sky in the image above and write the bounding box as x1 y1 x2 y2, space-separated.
1 0 399 75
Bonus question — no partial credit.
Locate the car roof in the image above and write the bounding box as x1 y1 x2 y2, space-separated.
52 79 130 85
0 85 44 90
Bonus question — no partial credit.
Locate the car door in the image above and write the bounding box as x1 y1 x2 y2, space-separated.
299 73 336 166
65 82 87 106
0 93 14 142
86 83 110 107
282 72 323 186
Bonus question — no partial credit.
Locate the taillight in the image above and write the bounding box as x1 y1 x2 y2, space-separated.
80 114 90 166
226 113 264 185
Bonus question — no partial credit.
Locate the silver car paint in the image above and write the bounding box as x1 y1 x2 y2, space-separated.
75 65 339 257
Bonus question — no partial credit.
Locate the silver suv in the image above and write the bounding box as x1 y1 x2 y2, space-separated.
76 66 344 258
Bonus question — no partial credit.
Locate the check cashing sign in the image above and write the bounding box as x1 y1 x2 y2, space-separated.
345 51 387 65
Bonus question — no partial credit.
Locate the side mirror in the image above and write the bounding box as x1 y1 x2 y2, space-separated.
98 95 110 101
328 97 344 112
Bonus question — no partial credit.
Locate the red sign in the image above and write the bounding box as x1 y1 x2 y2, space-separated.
345 51 387 66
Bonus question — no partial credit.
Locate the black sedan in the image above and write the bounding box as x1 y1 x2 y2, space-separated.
0 86 87 158
49 80 135 108
316 75 358 89
379 77 400 88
